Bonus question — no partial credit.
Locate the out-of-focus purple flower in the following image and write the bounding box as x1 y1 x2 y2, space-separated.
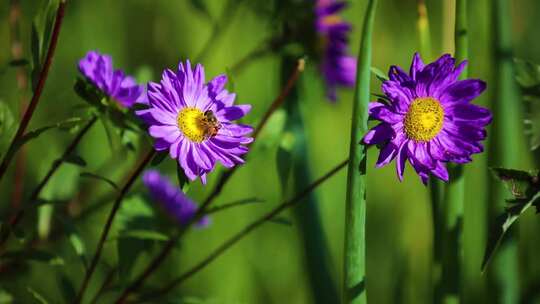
78 51 146 108
137 60 253 184
315 0 357 101
363 53 492 184
142 170 209 227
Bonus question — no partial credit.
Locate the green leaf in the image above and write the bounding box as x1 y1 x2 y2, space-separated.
269 216 293 226
3 249 64 266
482 191 540 270
12 117 86 155
27 287 49 304
514 58 540 88
491 168 540 199
177 165 190 193
80 172 119 190
63 154 87 167
74 77 105 108
0 289 14 303
151 151 168 167
256 108 287 150
370 66 388 81
116 229 169 242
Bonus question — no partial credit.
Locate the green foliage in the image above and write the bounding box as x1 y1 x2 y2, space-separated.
27 287 49 304
483 168 540 270
0 101 15 155
3 249 64 266
79 172 119 190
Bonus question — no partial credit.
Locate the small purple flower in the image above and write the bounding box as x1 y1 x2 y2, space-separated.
78 51 146 108
142 170 209 227
137 60 253 184
363 53 492 184
315 0 357 101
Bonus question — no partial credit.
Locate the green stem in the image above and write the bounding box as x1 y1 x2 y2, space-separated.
281 57 339 303
343 0 377 303
439 1 468 303
416 0 432 60
488 0 532 303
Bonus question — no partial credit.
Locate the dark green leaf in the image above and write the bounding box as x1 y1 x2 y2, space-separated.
269 216 293 226
491 167 540 199
27 287 49 304
482 191 540 271
9 59 29 67
63 154 87 167
74 77 105 107
189 0 212 19
31 0 59 92
3 249 64 266
80 172 119 190
514 58 540 88
12 117 86 155
151 151 168 166
177 165 190 193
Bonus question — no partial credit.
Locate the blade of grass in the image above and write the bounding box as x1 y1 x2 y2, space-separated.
343 0 378 303
439 0 468 302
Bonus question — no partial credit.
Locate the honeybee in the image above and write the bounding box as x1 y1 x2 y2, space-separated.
201 110 222 139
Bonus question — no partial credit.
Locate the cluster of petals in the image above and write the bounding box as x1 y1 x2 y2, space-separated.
78 50 146 108
363 53 492 184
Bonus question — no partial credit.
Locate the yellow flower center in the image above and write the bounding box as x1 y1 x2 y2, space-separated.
403 97 444 142
177 107 207 143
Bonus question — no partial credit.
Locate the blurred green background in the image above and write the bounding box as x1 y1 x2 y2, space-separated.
0 0 539 303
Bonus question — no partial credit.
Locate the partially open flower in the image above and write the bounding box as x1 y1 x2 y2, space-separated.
137 60 253 184
142 170 209 227
78 50 146 108
315 0 357 101
363 53 492 184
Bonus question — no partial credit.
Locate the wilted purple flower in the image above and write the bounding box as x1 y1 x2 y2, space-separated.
137 60 253 184
78 51 146 108
315 0 357 101
363 53 492 184
142 170 209 227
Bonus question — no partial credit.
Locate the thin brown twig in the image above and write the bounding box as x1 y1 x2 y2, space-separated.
113 59 305 304
74 149 156 304
0 0 67 183
145 159 349 300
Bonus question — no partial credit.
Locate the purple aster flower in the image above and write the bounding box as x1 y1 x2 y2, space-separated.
363 53 492 184
137 60 253 184
315 0 357 101
142 170 209 227
78 51 146 108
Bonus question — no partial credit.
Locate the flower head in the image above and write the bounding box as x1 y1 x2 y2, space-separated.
363 53 492 184
137 60 253 184
142 170 209 227
315 0 357 101
78 51 146 108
